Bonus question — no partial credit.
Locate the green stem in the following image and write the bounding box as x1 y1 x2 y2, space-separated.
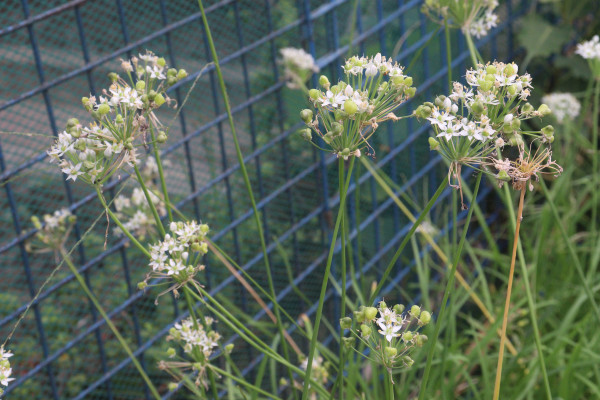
387 370 395 400
95 185 150 258
540 180 600 323
133 164 165 237
418 171 482 400
367 176 449 305
464 32 481 67
60 250 161 400
196 0 296 393
148 118 173 222
337 158 347 400
301 157 356 400
445 21 453 93
210 365 283 400
591 79 599 249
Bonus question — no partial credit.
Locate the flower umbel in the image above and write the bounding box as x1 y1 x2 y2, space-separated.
0 347 14 395
279 47 320 90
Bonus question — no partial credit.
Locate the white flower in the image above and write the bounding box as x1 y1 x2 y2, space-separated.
0 347 14 388
146 65 166 80
320 90 348 108
279 47 319 73
541 93 581 123
62 163 82 181
378 322 402 343
576 35 600 60
172 317 219 357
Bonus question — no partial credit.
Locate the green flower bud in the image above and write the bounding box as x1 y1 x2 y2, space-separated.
334 109 345 121
199 224 210 235
538 104 552 117
508 133 524 147
167 68 177 77
69 128 81 138
410 305 421 318
83 161 95 170
480 80 493 92
504 64 516 76
177 69 188 80
404 76 413 86
341 148 351 158
323 132 334 144
521 103 534 114
225 343 235 354
319 75 330 89
31 215 42 229
402 331 413 342
354 309 365 324
108 72 119 83
166 347 176 358
415 105 433 119
403 355 414 367
415 334 428 347
393 304 405 314
485 73 496 82
153 93 165 107
497 170 510 181
428 137 440 151
331 122 344 136
148 90 157 101
299 128 312 142
434 95 446 107
384 347 398 358
137 281 148 290
507 85 517 97
392 76 405 86
157 131 168 143
309 89 320 100
503 123 514 134
419 311 432 325
167 382 178 391
342 336 356 348
157 57 166 67
66 118 80 129
97 103 110 116
135 80 146 91
360 324 372 338
166 76 177 86
364 306 378 321
486 65 497 74
300 109 313 124
471 100 485 115
511 118 521 131
340 317 352 330
141 94 149 105
343 99 358 115
406 87 417 97
379 300 387 309
541 125 554 137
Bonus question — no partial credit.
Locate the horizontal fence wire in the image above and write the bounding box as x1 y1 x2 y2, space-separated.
0 0 522 398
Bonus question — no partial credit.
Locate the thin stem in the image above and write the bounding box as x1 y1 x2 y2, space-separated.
464 32 481 67
418 171 482 400
301 157 356 400
591 79 599 249
95 185 150 258
133 164 165 237
196 0 296 392
368 176 449 305
148 118 173 222
60 250 161 400
337 157 347 400
493 187 525 400
444 21 453 93
388 370 395 400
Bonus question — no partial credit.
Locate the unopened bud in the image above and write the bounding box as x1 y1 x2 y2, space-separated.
300 109 313 124
135 80 146 91
342 336 355 348
343 99 358 115
340 317 352 330
108 72 119 83
541 125 554 137
419 311 432 325
319 75 330 89
384 347 398 358
299 128 312 141
97 103 110 116
538 104 552 117
137 281 148 290
497 170 510 181
415 334 428 347
393 304 405 314
177 69 188 80
166 347 176 358
154 93 166 107
402 331 413 342
360 324 372 338
225 343 235 354
410 305 421 318
309 89 320 100
428 137 440 151
364 306 378 321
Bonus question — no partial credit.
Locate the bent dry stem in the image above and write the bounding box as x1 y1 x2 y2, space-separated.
493 187 525 400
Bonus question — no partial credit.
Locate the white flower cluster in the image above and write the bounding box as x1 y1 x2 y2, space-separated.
47 51 187 185
376 305 405 342
300 353 329 386
169 317 220 359
0 347 14 390
541 93 581 123
301 53 415 158
28 209 75 253
575 35 600 60
114 186 165 240
279 47 319 89
148 221 209 277
468 8 499 39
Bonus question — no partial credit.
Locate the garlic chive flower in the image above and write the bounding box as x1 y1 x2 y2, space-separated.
301 53 416 159
422 0 499 39
161 316 220 388
298 352 330 398
415 61 550 206
279 47 320 90
0 347 14 394
139 221 210 302
540 93 581 124
348 301 431 380
47 51 188 185
27 209 76 256
575 35 600 77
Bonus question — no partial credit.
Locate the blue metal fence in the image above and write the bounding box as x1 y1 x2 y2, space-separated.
0 0 521 398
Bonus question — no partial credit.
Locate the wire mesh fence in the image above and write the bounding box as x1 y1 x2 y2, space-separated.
0 0 521 398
